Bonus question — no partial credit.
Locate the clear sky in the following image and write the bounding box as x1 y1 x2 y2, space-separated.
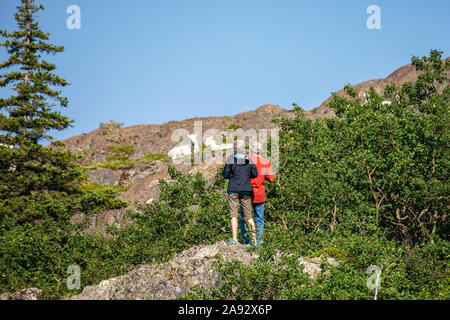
1 0 449 143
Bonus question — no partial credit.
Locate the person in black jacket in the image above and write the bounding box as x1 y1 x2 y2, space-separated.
222 139 258 244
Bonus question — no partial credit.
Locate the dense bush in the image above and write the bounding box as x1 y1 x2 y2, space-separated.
183 233 448 300
0 166 229 299
183 50 449 300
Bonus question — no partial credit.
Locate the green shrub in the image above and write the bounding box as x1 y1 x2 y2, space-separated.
0 166 229 299
309 247 348 262
227 124 242 130
183 50 449 300
99 120 124 130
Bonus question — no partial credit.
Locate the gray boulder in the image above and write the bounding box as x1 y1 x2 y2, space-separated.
68 241 256 300
0 288 42 300
68 241 338 300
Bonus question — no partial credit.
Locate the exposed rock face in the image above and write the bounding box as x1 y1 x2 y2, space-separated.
68 241 257 300
68 241 338 300
0 288 42 300
298 256 339 279
87 167 123 186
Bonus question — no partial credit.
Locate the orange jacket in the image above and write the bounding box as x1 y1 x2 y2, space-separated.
249 154 275 203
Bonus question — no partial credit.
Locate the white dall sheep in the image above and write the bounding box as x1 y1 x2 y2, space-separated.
168 134 200 159
204 136 233 151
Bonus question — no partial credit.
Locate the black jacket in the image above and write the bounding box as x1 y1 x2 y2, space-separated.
222 153 258 193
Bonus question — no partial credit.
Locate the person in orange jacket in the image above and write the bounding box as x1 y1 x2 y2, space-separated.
240 141 275 245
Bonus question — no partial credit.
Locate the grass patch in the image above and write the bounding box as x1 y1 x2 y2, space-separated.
84 151 171 170
227 124 242 130
91 159 136 170
81 182 125 193
140 152 171 163
106 154 129 162
106 145 135 155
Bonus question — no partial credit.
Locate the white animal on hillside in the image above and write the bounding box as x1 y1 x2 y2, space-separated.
168 134 200 159
361 92 393 106
204 136 233 151
361 92 368 105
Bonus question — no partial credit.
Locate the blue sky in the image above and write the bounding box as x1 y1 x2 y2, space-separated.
1 0 449 143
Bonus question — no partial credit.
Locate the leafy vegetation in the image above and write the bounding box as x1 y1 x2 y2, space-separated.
0 166 228 299
183 50 449 300
81 182 125 194
227 123 242 130
84 151 171 170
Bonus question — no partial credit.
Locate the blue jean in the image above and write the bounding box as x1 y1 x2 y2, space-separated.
240 202 265 245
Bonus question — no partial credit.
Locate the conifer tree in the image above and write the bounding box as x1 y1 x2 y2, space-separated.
0 0 83 202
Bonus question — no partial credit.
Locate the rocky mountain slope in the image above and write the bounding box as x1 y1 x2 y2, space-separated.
308 63 419 119
54 61 426 236
63 104 295 235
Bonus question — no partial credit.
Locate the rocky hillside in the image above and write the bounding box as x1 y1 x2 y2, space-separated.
308 63 420 119
59 104 297 235
55 61 425 235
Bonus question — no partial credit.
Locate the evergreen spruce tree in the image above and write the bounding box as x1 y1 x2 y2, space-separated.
0 0 84 221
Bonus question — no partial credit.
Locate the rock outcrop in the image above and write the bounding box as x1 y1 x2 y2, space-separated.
67 241 338 300
68 241 256 300
0 288 42 300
